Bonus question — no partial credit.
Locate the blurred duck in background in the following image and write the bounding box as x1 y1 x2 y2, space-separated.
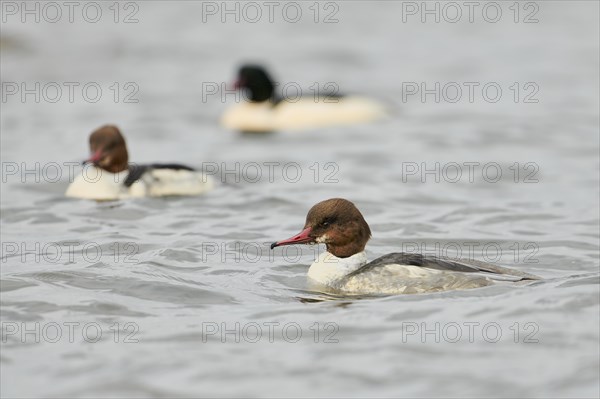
65 125 214 200
220 65 387 132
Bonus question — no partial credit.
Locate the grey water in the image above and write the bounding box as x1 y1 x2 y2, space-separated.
1 1 599 398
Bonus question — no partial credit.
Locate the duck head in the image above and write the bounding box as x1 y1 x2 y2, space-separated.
271 198 372 258
234 65 275 102
84 125 129 173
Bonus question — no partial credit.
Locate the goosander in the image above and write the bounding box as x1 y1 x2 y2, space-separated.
271 198 540 295
220 65 387 132
65 125 214 200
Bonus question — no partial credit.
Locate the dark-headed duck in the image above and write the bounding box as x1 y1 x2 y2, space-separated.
221 65 387 132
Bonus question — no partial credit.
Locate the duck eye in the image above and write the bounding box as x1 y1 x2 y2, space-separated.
320 218 334 227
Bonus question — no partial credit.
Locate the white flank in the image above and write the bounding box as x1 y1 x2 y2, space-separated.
65 166 214 200
221 96 387 132
307 251 495 295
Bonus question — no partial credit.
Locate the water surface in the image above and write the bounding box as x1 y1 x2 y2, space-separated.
1 2 599 397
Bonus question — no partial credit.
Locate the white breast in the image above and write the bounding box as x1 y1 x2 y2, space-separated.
65 167 129 200
221 96 387 132
307 251 368 286
65 166 214 200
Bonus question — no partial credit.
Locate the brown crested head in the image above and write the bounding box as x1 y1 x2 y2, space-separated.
86 125 129 173
271 198 372 258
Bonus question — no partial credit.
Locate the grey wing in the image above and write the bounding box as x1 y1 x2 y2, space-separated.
348 253 540 281
124 163 197 187
441 257 541 281
124 164 151 187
